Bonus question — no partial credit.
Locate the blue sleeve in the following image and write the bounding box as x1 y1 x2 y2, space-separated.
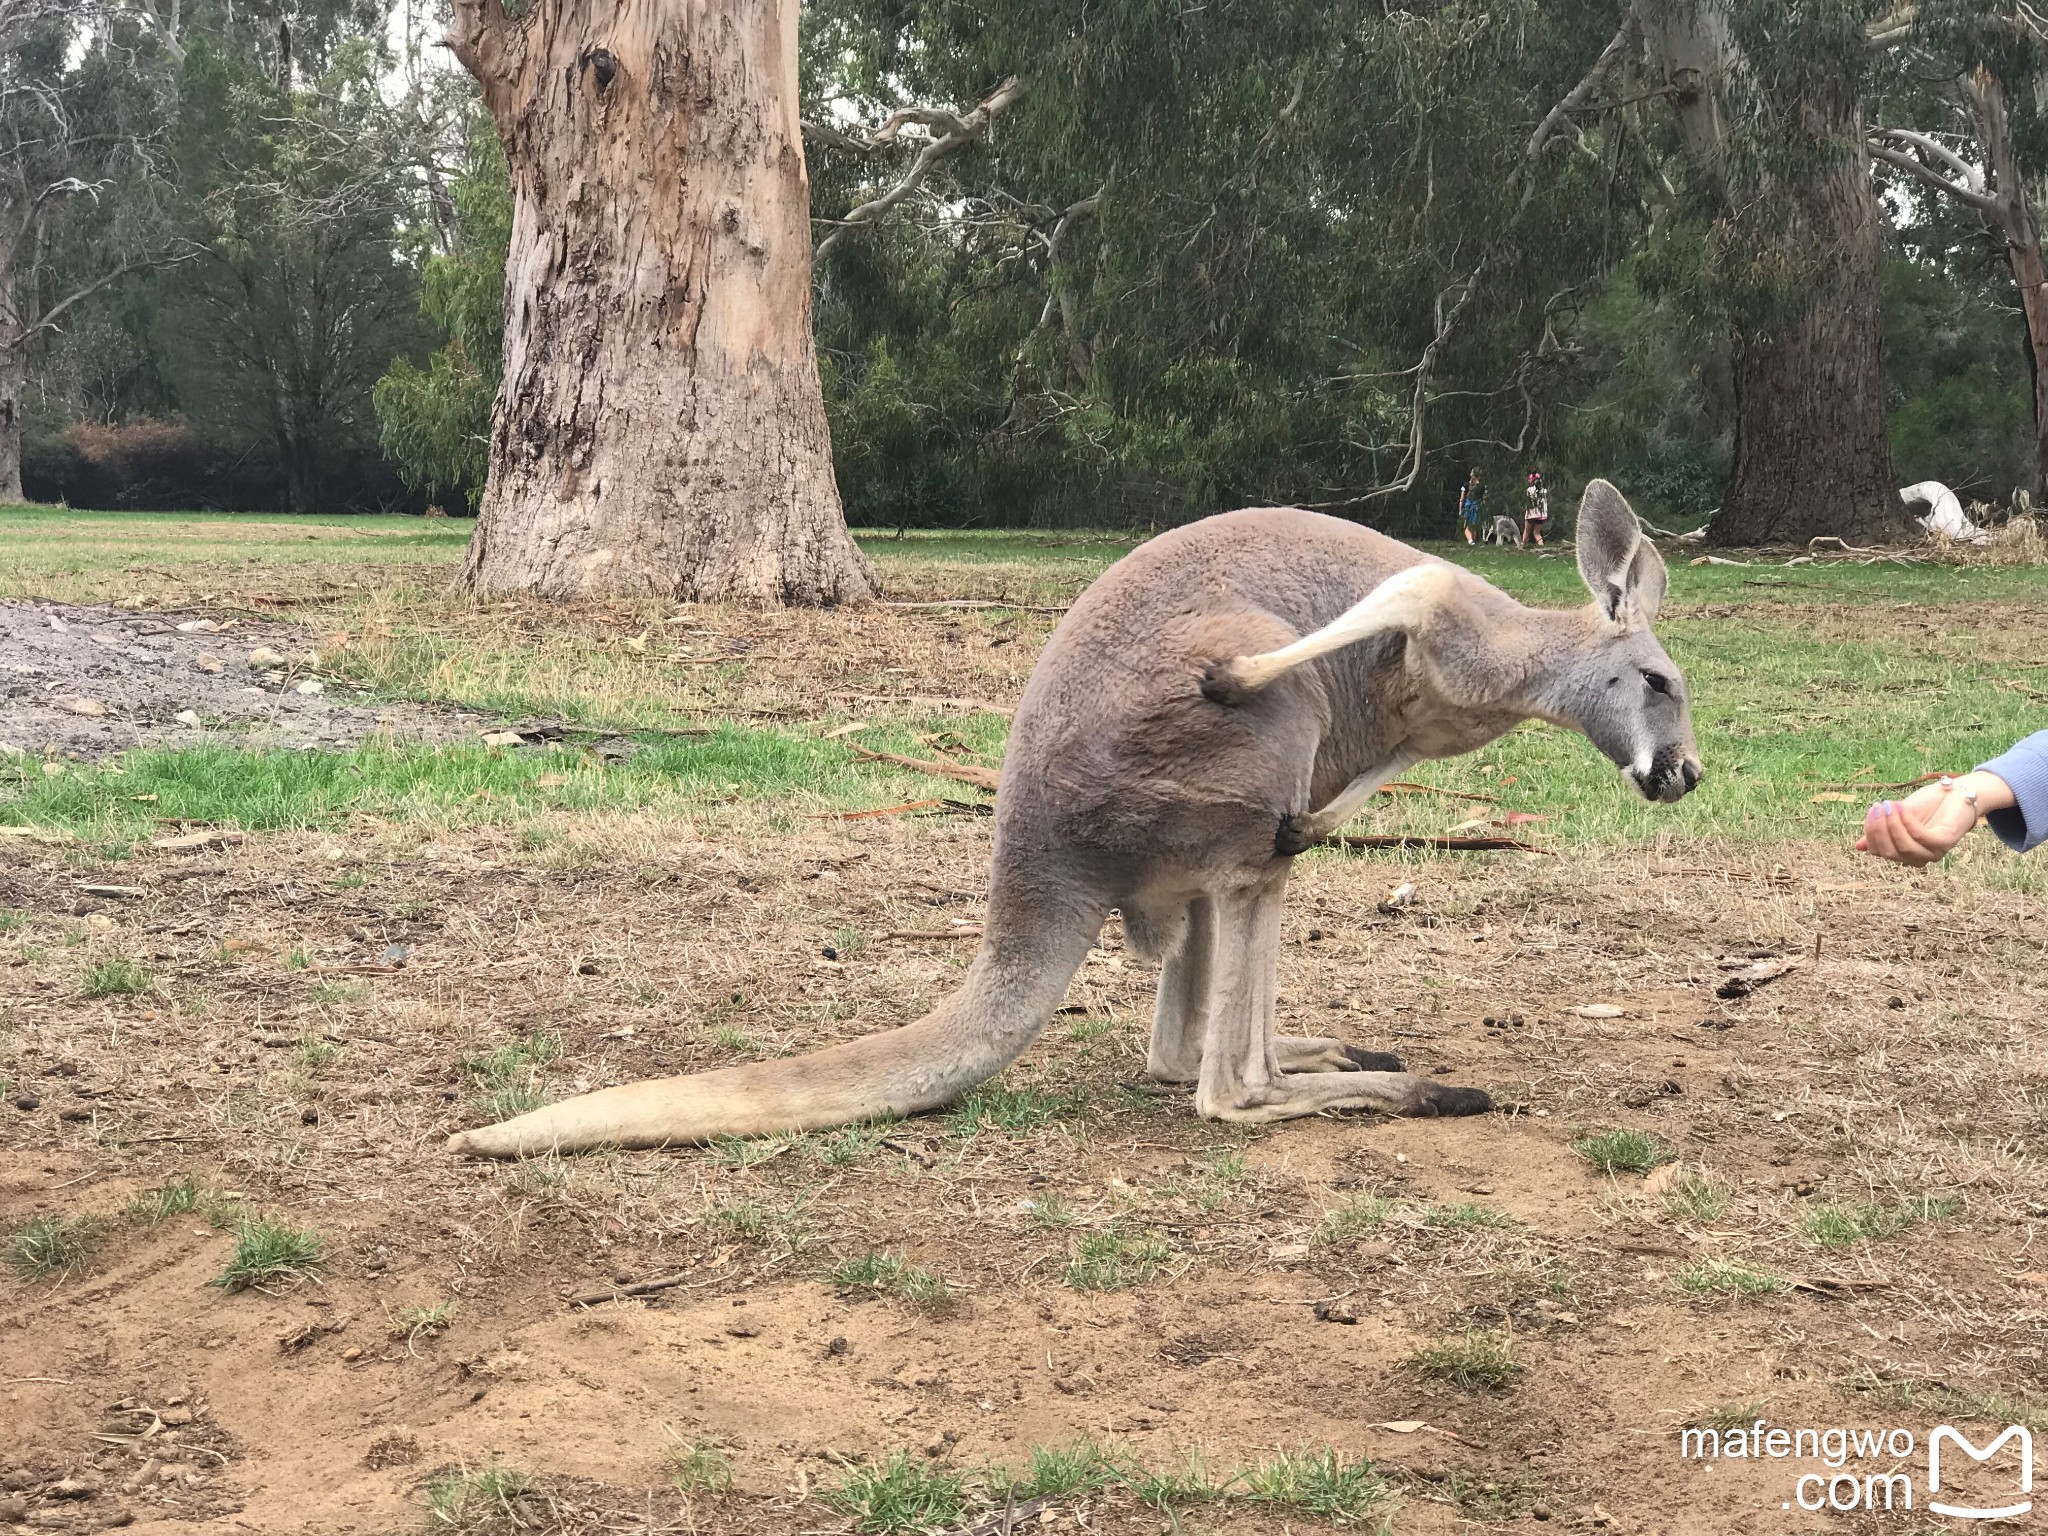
1977 730 2048 853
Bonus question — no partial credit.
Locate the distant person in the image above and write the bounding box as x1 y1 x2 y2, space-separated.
1523 470 1550 547
1857 730 2046 866
1459 472 1484 545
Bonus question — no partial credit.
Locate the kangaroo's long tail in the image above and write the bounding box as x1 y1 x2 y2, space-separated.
446 886 1100 1159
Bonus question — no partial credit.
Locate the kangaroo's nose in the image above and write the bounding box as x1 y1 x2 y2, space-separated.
1679 759 1702 792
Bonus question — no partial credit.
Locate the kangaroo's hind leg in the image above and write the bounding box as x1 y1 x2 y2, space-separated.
1193 871 1488 1123
1143 895 1214 1084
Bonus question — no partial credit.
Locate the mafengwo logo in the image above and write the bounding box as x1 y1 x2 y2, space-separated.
1677 1419 2034 1516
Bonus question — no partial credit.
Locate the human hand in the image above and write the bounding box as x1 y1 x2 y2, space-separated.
1856 772 2014 867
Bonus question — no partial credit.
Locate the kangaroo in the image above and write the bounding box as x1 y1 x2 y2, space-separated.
1485 514 1523 547
449 479 1700 1158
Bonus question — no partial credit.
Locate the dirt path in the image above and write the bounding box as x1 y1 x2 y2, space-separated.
0 601 490 759
3 815 2043 1534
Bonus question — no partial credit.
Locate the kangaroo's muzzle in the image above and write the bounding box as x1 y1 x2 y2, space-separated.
1628 746 1703 804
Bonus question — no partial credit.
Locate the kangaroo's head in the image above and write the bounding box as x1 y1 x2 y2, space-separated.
1544 479 1702 804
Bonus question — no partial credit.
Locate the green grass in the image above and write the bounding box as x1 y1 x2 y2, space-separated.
821 1452 970 1533
1238 1447 1397 1526
0 728 1000 841
126 1174 236 1227
1660 1170 1730 1222
1802 1195 1960 1248
664 1435 733 1495
7 1214 102 1278
1315 1194 1395 1244
464 1029 563 1120
1685 1399 1767 1432
216 1215 324 1291
80 955 154 997
1062 1228 1172 1291
0 907 24 931
996 1439 1129 1500
1676 1258 1789 1298
1423 1201 1516 1229
423 1461 534 1532
1572 1128 1672 1175
829 1250 952 1311
946 1084 1080 1138
389 1299 460 1342
5 507 2047 850
1411 1327 1522 1390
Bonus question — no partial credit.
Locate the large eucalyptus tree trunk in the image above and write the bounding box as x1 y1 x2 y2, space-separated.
1636 0 1913 547
1715 107 1906 547
446 0 876 604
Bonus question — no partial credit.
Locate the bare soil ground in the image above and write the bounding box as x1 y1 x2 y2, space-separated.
0 602 489 759
4 585 2046 1536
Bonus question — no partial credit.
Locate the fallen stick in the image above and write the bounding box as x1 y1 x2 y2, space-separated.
151 829 246 853
880 600 1069 615
848 747 1002 793
808 799 944 820
1323 833 1554 855
567 1271 697 1307
1382 782 1498 804
879 926 984 942
1810 772 1944 793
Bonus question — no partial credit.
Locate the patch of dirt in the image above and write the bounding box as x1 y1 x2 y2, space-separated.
0 601 492 759
3 811 2044 1534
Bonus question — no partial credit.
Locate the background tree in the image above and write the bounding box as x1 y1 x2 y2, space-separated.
373 107 507 511
0 0 176 502
444 0 876 605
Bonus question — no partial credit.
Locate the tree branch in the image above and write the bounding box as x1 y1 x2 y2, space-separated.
814 77 1025 260
1526 14 1638 160
1867 128 2004 217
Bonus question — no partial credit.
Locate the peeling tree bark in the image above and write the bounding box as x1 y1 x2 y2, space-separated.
447 0 876 605
1636 0 1912 547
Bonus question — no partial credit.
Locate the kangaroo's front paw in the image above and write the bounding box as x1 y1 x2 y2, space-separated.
1274 812 1319 857
1416 1083 1493 1117
1199 658 1254 705
1339 1045 1403 1073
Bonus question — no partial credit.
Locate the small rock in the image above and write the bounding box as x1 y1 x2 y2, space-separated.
175 619 219 634
342 1345 363 1361
59 1107 93 1123
1532 1502 1551 1521
300 1107 319 1125
125 647 160 665
0 1495 25 1521
247 647 285 667
194 655 223 674
825 1337 850 1356
51 1477 97 1499
0 1470 32 1490
158 1407 193 1428
62 696 107 718
480 730 523 748
379 944 409 967
11 1094 38 1111
174 710 202 727
99 1509 135 1528
294 679 323 695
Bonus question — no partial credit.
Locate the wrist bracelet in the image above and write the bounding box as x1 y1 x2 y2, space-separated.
1936 775 1979 807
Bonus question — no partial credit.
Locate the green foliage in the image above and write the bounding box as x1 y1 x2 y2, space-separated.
216 1215 325 1290
1676 1259 1789 1299
8 1214 103 1278
1062 1228 1171 1291
1572 1128 1673 1176
828 1250 952 1310
1802 1195 1960 1249
82 955 155 997
374 111 509 510
1238 1447 1396 1526
424 1462 534 1532
1411 1327 1522 1390
821 1453 969 1533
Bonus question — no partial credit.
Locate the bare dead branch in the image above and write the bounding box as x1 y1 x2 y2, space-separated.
1525 14 1638 159
814 77 1025 260
1868 128 2005 219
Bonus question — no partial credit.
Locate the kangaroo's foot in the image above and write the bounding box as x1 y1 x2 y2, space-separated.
1273 1036 1402 1074
1197 1069 1492 1123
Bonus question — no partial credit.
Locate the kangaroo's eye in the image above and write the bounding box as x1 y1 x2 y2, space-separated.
1643 671 1672 695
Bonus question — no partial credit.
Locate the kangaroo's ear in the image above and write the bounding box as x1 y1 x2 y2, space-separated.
1575 478 1646 623
1624 534 1667 625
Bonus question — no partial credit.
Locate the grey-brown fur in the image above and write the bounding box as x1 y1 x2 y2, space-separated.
448 479 1699 1157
